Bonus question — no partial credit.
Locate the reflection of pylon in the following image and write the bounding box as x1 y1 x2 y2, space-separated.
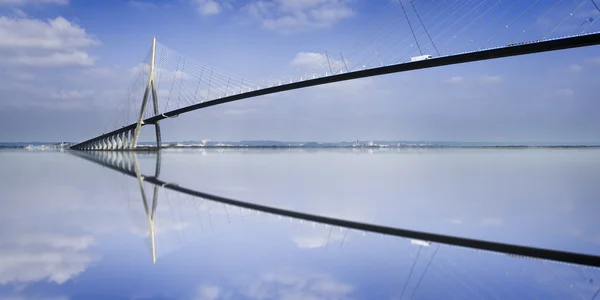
133 151 161 264
131 36 162 149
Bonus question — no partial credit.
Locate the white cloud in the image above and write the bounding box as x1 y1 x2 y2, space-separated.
129 0 157 9
48 89 95 100
480 75 503 84
0 16 99 50
0 16 99 68
0 0 67 5
290 52 347 74
223 108 258 115
553 88 574 98
1 51 96 67
193 0 223 16
246 0 355 32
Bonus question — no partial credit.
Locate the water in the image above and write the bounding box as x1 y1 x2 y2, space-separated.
0 148 599 299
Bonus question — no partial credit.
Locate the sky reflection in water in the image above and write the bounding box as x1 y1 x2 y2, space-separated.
0 148 599 300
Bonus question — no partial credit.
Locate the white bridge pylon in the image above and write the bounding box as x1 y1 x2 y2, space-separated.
131 36 162 150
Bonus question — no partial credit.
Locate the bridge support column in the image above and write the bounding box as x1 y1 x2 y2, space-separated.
131 36 161 150
123 130 130 150
116 134 123 149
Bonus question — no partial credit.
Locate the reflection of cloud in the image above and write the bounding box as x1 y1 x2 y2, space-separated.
481 218 503 227
0 233 97 285
292 227 347 249
446 76 464 83
0 295 68 300
192 269 354 300
239 269 354 300
194 284 222 300
569 64 583 72
480 75 503 84
448 218 463 225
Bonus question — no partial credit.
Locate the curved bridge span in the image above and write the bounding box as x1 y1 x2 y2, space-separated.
71 33 600 151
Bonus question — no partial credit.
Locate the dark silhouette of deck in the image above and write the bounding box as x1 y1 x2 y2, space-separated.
71 33 600 150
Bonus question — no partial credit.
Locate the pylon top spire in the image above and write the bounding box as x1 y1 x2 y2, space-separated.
149 36 157 81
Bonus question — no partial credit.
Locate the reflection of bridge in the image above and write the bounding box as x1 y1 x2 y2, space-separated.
70 150 600 268
70 1 600 150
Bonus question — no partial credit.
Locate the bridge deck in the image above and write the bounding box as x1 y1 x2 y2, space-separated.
71 33 600 149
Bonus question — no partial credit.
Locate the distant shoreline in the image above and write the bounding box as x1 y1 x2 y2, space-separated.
3 145 600 150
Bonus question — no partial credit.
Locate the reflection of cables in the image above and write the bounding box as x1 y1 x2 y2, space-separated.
340 229 349 248
324 226 333 249
399 245 423 299
409 244 440 299
592 0 600 12
592 287 600 300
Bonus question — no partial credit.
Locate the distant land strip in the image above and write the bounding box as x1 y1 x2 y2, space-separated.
3 144 600 149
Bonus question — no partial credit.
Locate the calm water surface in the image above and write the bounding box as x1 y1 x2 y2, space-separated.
0 148 599 299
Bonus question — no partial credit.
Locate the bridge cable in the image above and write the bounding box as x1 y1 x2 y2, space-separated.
390 0 480 64
409 0 439 56
344 0 435 67
542 0 589 39
426 0 491 50
166 56 181 112
193 67 204 103
362 0 444 67
480 0 542 49
301 0 406 76
398 245 423 300
592 0 600 12
350 0 447 70
325 51 334 74
509 0 563 44
398 0 423 55
437 0 506 51
389 0 479 65
582 13 600 33
469 0 524 47
177 57 187 109
409 244 440 299
380 0 457 65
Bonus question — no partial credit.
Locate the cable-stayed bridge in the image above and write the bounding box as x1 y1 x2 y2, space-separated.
70 0 600 150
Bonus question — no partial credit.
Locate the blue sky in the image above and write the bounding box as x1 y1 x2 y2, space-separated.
0 0 599 143
1 149 600 299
